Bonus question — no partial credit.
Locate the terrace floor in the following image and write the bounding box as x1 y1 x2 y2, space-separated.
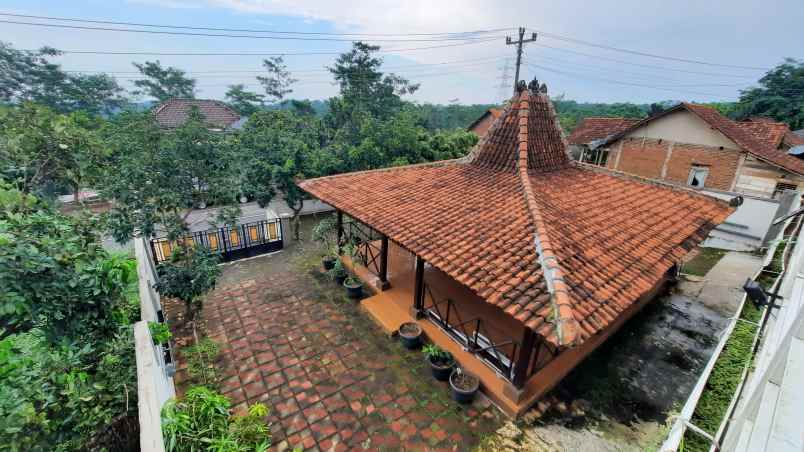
165 227 505 451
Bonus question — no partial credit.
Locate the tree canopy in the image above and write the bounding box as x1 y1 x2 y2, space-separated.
736 58 804 129
132 60 196 101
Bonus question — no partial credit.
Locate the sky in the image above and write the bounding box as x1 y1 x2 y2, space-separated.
1 0 802 105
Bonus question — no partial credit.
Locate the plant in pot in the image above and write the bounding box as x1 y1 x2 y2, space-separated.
449 368 480 404
312 216 338 270
343 275 363 299
398 321 423 349
328 259 348 285
423 344 455 381
148 321 174 364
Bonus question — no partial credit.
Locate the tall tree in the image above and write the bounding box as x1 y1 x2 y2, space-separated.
736 58 804 129
0 41 126 114
225 84 265 116
257 56 296 104
132 60 196 101
0 104 105 200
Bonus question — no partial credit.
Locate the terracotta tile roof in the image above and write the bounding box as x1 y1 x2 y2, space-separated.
299 89 732 348
153 98 241 129
467 108 502 131
567 117 641 145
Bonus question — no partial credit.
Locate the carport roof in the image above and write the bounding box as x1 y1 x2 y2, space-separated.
299 87 732 348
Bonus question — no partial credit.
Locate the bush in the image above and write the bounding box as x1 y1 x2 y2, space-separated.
183 338 221 389
156 245 221 322
161 386 271 452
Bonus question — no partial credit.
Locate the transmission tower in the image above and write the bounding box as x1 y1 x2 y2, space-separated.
496 58 512 103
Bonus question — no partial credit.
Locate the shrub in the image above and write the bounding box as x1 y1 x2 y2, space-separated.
161 386 271 452
149 321 172 345
155 245 221 322
183 338 221 389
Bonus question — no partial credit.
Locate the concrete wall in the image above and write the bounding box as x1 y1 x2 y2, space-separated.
701 191 783 251
134 237 175 452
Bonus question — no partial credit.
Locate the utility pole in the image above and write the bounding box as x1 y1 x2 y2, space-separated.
506 27 537 94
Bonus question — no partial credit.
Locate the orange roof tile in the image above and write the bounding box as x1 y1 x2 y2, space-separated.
567 117 641 145
299 89 732 348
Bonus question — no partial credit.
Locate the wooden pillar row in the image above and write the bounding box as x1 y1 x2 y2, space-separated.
411 256 425 318
379 235 390 290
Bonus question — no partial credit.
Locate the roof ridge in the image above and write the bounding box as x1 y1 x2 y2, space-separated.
297 158 463 187
515 90 578 346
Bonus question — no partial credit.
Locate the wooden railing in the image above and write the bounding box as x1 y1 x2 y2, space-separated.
342 220 383 276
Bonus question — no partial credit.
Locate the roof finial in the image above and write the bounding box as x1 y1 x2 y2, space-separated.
516 80 527 93
528 77 540 92
539 83 548 94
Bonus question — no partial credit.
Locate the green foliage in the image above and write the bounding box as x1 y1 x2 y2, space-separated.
311 216 338 255
344 275 361 286
0 183 136 340
257 56 296 104
736 58 804 129
552 98 650 132
225 84 265 116
328 259 347 281
183 338 221 389
0 103 106 198
149 321 173 345
161 386 271 452
414 103 496 130
132 60 196 101
422 343 453 363
0 41 125 115
155 245 221 321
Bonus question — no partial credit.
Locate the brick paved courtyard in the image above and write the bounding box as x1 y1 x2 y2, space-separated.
167 249 505 451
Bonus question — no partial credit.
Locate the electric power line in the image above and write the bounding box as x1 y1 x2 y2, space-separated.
0 12 513 37
0 18 507 42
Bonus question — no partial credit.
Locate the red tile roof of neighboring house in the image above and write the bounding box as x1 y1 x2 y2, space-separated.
299 89 732 348
567 117 641 145
602 103 804 175
153 98 241 129
467 108 502 131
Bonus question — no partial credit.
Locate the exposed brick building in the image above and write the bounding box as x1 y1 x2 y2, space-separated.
589 103 804 199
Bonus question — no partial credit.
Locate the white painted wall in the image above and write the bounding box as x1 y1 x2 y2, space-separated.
702 191 781 251
625 110 738 150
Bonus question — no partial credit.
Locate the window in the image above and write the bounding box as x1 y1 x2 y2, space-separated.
687 166 709 188
773 182 798 199
581 147 610 167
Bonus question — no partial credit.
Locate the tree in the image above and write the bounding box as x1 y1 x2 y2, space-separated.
0 41 126 114
257 56 296 104
132 60 196 101
99 108 246 242
225 84 265 116
0 103 106 200
155 245 220 322
736 58 804 129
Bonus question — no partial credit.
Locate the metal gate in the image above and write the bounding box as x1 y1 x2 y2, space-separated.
150 218 283 263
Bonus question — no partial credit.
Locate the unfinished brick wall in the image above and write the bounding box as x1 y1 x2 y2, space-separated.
607 137 741 190
664 143 740 190
615 138 667 179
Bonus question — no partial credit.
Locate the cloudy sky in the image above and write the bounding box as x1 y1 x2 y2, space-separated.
2 0 802 105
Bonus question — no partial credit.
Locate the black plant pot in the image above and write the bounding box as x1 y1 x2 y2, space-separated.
322 256 336 270
428 356 455 381
398 322 423 349
449 370 480 404
344 280 363 299
334 274 347 285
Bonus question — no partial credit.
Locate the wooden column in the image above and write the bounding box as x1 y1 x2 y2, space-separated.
411 256 425 318
379 235 390 290
511 328 536 388
336 210 343 253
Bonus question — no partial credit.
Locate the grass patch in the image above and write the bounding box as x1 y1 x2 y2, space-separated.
683 248 728 277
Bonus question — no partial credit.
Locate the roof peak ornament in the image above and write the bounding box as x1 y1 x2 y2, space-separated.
528 77 548 94
516 80 527 93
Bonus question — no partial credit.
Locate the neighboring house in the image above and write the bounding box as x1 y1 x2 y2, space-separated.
794 128 804 139
467 108 501 137
566 117 640 162
591 103 804 200
299 85 730 416
153 98 243 130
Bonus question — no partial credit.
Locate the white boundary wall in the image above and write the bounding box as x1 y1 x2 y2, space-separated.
134 236 175 452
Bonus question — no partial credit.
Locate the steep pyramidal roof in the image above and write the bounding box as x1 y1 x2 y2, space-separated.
299 88 732 348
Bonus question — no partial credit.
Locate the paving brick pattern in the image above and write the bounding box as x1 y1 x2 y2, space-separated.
169 268 504 451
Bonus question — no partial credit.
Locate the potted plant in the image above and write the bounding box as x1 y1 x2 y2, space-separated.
329 259 348 285
398 322 423 349
312 216 339 270
343 276 363 299
422 344 455 381
449 368 480 404
148 321 174 364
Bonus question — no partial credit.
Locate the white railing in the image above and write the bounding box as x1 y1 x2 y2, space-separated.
660 211 799 451
134 236 175 452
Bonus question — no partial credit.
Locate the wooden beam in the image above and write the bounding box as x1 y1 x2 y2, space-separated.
336 210 343 253
511 328 536 388
379 235 390 290
412 256 425 317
